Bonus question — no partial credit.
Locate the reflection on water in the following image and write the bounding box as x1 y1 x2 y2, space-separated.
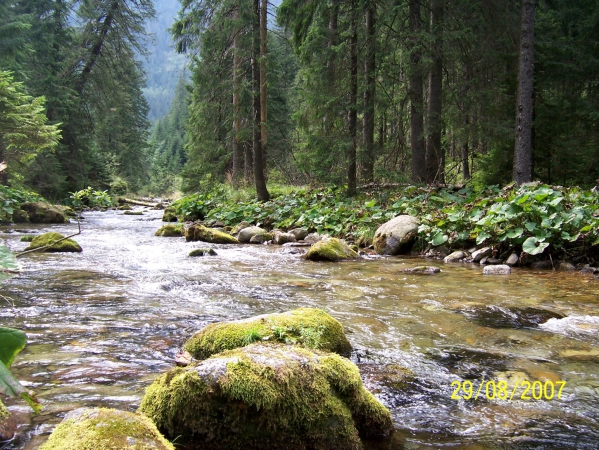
1 210 598 449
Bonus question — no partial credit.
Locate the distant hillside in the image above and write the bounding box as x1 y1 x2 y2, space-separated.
143 0 187 123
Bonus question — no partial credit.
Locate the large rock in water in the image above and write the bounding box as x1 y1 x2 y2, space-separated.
184 307 352 360
0 401 16 441
304 238 357 261
39 408 174 450
26 232 82 253
155 224 184 237
238 226 267 243
139 343 393 450
18 202 68 224
373 215 419 255
186 225 238 244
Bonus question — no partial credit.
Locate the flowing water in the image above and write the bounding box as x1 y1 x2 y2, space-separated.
1 210 598 449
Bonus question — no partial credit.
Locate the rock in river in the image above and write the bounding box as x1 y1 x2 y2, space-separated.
184 307 352 359
0 401 16 441
139 343 393 450
289 227 309 241
273 231 296 245
18 202 68 224
483 265 511 275
238 226 267 243
401 266 440 275
39 408 174 450
373 215 419 255
304 237 357 261
444 250 466 263
186 225 238 244
155 224 184 237
25 232 82 253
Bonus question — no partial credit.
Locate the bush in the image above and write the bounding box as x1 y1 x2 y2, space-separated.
68 187 115 209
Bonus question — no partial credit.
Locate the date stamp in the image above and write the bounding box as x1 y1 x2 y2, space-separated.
450 379 566 401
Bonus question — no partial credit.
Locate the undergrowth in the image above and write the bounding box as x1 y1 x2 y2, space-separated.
172 183 599 258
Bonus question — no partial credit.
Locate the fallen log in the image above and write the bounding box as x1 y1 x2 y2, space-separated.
118 198 159 208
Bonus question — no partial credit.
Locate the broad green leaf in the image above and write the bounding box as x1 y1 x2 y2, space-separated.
0 327 26 368
549 197 564 206
522 237 550 255
506 227 524 239
364 200 376 208
0 360 42 413
476 231 491 245
525 222 537 232
432 232 448 246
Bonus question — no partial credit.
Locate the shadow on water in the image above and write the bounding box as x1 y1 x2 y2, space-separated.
1 209 598 449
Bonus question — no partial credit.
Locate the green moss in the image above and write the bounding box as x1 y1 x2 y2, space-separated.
185 224 238 244
155 224 184 237
26 232 82 253
0 399 8 420
39 408 175 450
184 307 352 359
139 344 392 449
162 208 178 222
118 204 132 211
231 221 251 234
123 211 144 216
19 202 68 224
304 238 358 261
20 235 34 242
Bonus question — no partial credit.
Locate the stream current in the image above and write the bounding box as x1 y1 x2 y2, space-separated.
1 209 598 449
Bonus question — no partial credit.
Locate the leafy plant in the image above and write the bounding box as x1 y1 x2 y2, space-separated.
0 242 41 413
69 187 115 209
0 185 44 222
242 327 263 345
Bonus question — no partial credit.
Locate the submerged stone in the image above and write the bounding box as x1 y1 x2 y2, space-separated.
139 344 393 450
155 224 184 237
483 265 511 275
304 238 357 261
20 234 34 242
26 232 82 253
123 211 144 216
401 266 440 275
189 248 217 257
39 408 174 450
184 307 352 359
19 202 68 224
373 215 419 255
459 305 565 329
186 225 238 244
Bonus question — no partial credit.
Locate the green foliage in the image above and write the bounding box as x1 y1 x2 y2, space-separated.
0 185 44 222
69 187 115 209
173 183 599 257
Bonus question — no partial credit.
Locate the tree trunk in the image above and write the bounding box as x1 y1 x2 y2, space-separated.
232 7 243 185
260 0 268 165
347 1 358 196
462 115 470 180
425 0 444 184
513 0 535 185
408 0 425 183
253 0 269 201
77 0 119 93
362 0 376 182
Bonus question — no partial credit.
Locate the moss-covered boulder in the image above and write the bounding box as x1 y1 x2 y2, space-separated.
26 232 82 253
0 400 16 441
304 238 358 261
20 234 34 242
162 207 178 222
139 344 392 450
184 307 352 359
118 204 132 211
186 225 238 244
19 202 68 224
123 211 144 216
155 224 184 237
12 209 30 223
373 215 419 255
39 408 175 450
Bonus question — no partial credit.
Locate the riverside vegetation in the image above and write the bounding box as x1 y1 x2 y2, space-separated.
167 182 599 266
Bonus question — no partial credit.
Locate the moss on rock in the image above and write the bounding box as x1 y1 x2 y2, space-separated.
20 235 34 242
26 232 82 253
304 238 358 261
186 224 238 244
184 307 352 359
162 208 178 222
19 202 68 224
39 408 174 450
139 344 392 450
12 209 30 223
0 400 8 420
155 224 184 237
123 211 144 216
189 248 217 257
